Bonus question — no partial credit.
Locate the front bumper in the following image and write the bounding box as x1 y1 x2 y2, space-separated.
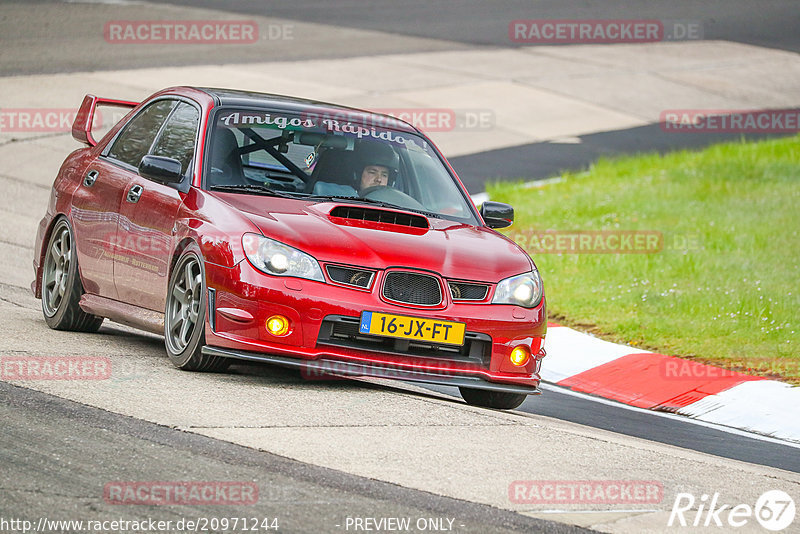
204 259 546 392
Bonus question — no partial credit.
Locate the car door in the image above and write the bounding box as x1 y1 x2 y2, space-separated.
70 99 174 299
96 99 177 305
69 157 129 300
113 100 201 312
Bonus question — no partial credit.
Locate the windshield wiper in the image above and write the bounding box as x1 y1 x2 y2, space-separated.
209 184 298 198
304 195 439 219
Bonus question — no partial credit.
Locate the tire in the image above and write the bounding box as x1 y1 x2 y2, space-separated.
41 218 104 332
164 244 228 372
459 387 528 410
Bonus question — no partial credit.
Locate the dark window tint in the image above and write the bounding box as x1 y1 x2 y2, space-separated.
108 100 175 168
151 103 200 175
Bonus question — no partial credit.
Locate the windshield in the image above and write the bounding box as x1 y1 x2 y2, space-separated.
204 107 478 224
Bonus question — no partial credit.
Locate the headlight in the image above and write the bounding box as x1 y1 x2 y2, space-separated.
492 270 543 308
242 233 324 282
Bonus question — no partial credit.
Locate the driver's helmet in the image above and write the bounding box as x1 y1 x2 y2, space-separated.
355 140 400 184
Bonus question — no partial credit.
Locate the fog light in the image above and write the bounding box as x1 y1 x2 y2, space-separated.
266 315 290 336
509 345 530 366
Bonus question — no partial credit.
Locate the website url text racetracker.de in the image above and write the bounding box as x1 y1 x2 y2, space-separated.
0 517 278 533
103 20 294 44
509 230 664 254
660 109 800 133
509 19 702 43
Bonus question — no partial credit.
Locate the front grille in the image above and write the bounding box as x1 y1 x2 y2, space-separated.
317 316 492 367
383 272 442 306
449 282 489 301
326 265 374 289
330 205 428 228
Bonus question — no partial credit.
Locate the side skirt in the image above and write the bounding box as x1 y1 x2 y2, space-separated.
79 294 164 335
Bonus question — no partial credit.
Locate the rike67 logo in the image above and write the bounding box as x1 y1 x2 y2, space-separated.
668 490 795 531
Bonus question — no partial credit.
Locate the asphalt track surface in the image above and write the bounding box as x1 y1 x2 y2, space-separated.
162 0 800 53
10 0 798 77
0 380 585 533
419 383 800 474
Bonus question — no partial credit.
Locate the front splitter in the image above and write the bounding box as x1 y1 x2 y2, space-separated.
202 346 541 395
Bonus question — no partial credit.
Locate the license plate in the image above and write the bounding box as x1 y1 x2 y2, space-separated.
359 311 466 346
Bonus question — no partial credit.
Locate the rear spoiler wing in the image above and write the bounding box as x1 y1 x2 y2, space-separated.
72 94 139 147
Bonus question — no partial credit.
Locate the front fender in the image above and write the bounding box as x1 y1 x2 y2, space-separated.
172 188 261 269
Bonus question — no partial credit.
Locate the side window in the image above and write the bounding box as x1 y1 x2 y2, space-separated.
151 102 200 175
107 100 176 168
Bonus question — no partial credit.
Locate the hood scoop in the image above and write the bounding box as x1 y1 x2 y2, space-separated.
329 205 429 229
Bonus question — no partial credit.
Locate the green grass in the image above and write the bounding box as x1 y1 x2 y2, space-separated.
488 135 800 383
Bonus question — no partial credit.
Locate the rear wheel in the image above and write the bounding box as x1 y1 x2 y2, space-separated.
164 244 228 372
41 218 103 332
459 387 527 410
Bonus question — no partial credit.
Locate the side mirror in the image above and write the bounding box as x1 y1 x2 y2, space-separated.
138 155 183 185
480 201 514 229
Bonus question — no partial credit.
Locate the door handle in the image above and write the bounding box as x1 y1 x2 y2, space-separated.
126 184 144 203
84 170 98 187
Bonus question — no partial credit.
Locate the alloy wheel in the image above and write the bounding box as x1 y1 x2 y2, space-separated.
42 223 72 317
166 256 202 353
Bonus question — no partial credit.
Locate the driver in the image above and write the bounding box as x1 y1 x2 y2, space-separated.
356 141 399 194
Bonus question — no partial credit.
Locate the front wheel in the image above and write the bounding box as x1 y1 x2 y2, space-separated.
459 387 528 410
41 218 103 332
164 244 228 372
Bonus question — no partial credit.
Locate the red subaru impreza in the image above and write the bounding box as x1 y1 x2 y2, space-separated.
32 86 546 409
